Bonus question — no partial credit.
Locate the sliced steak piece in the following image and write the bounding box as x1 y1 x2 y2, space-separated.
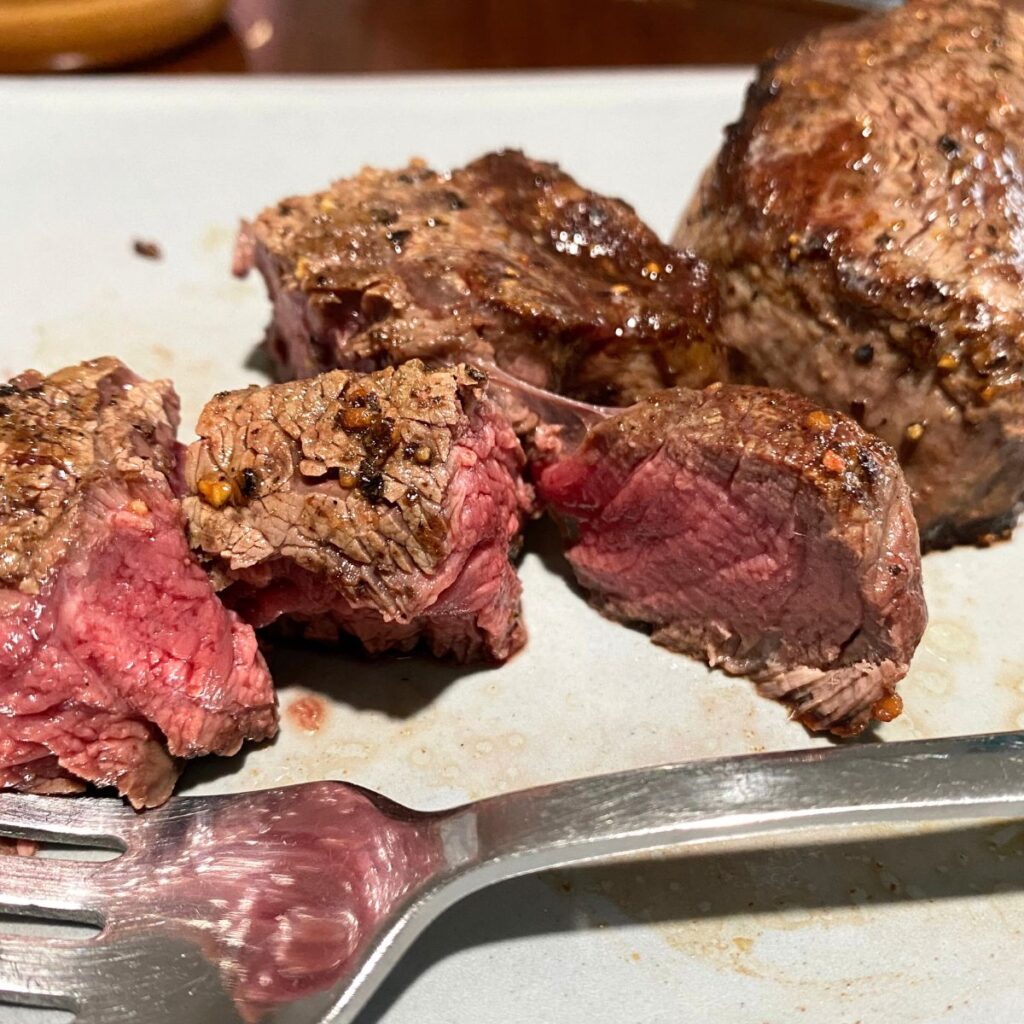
235 149 724 408
676 0 1024 549
183 361 530 662
0 359 277 808
533 384 927 735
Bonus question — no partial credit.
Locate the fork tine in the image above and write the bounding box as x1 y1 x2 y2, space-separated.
0 856 109 921
1 932 246 1024
0 792 133 846
0 936 82 1009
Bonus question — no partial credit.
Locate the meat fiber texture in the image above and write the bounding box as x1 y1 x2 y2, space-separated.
533 384 928 735
233 149 724 415
184 361 530 663
0 359 277 808
677 0 1024 549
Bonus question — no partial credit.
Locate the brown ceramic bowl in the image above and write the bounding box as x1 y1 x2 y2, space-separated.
0 0 227 71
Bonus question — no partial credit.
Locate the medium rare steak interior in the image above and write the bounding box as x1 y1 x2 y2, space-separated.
0 359 277 808
677 0 1024 549
235 149 725 408
184 360 530 662
533 384 927 735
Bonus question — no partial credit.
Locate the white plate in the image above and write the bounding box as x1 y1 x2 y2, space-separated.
2 72 1024 1024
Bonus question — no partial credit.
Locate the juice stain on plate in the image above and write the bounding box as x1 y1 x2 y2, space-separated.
200 224 237 255
287 695 327 734
922 619 977 661
546 817 1024 1003
990 658 1024 731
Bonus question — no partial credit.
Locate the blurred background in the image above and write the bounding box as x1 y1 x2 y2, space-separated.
0 0 898 74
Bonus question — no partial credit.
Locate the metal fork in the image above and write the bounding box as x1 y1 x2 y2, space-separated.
4 730 1024 1024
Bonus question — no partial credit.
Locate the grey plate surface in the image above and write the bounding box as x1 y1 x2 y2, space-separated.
1 71 1021 1024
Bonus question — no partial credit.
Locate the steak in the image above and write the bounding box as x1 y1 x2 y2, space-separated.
676 0 1024 549
533 384 927 735
235 149 725 409
183 361 530 662
233 149 927 730
0 359 277 808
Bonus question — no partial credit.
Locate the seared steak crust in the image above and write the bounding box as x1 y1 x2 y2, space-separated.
534 384 927 734
0 359 276 807
677 0 1024 548
0 359 180 586
238 149 724 407
184 361 529 662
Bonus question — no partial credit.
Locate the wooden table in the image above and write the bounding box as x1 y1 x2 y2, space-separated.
141 0 857 73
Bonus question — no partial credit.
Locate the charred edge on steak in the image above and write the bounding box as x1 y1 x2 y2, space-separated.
235 149 726 411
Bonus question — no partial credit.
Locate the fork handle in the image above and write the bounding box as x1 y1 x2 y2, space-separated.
459 731 1024 879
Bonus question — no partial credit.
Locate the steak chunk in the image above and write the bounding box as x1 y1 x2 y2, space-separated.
0 359 277 808
184 361 529 662
236 149 724 407
677 0 1024 548
533 385 927 735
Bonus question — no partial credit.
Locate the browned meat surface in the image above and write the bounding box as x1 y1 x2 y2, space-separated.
533 384 927 735
0 359 277 807
184 361 530 662
676 0 1024 549
235 149 724 409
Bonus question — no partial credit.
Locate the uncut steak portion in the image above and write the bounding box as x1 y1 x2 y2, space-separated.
533 384 927 735
235 149 724 409
184 361 529 662
0 359 277 808
677 0 1024 549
